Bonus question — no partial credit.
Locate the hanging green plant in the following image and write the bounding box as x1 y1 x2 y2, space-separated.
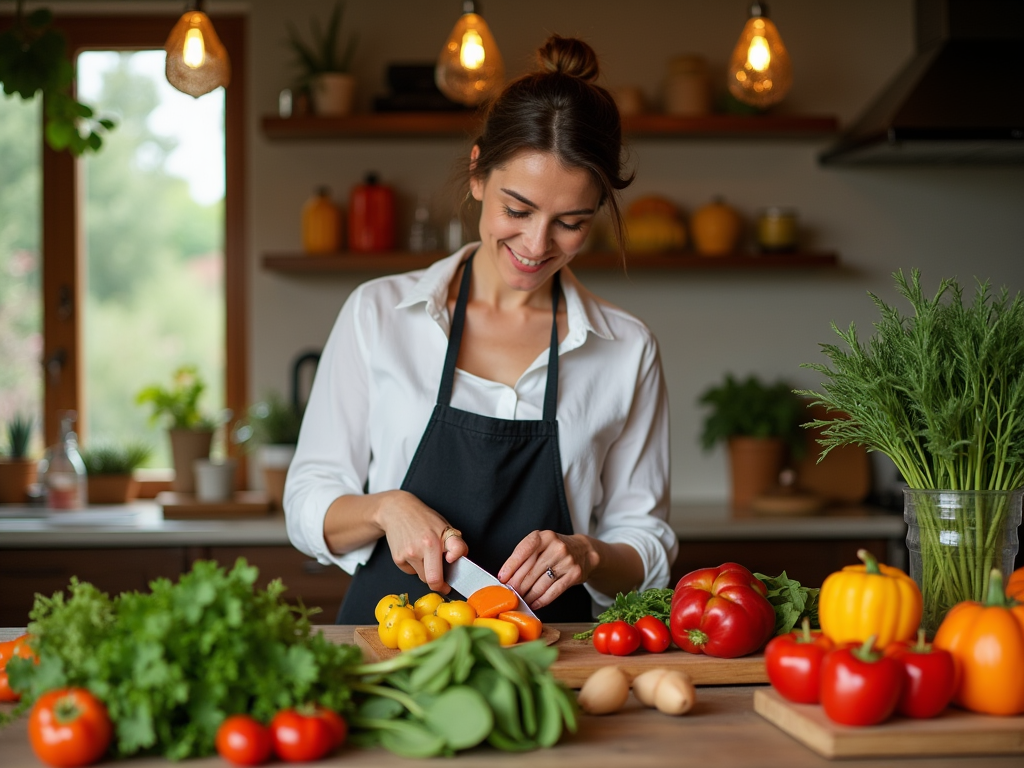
0 3 115 155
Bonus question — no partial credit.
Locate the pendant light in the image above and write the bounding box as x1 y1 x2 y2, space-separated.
727 1 792 109
435 1 504 106
165 0 231 98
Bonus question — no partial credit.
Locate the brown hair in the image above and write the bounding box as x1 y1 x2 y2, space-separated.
462 34 634 255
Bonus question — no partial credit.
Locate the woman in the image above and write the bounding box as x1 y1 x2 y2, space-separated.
284 35 677 624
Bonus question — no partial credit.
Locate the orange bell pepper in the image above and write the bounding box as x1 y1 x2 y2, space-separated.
818 549 922 648
467 585 518 619
933 569 1024 716
497 610 543 642
1006 566 1024 601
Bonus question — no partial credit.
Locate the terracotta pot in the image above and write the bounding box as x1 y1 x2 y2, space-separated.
258 444 295 513
728 436 785 512
0 458 37 504
87 474 138 505
168 429 213 494
311 72 355 116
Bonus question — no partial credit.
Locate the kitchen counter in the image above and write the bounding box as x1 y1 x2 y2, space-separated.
0 502 905 548
0 625 1017 768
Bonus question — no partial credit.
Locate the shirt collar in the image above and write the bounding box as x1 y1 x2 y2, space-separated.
394 244 616 344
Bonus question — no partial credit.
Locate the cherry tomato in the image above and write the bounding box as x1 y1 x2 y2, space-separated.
0 633 37 666
883 630 957 719
820 637 903 726
270 707 345 762
593 620 641 656
634 615 671 653
28 688 112 768
0 670 19 702
216 715 273 766
764 618 834 704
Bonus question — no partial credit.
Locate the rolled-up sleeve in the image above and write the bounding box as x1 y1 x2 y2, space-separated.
586 332 677 606
284 286 376 574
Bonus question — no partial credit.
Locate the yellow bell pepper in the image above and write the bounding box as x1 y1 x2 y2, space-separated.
473 617 520 646
818 549 922 647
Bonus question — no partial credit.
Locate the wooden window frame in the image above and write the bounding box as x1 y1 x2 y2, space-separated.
35 14 247 453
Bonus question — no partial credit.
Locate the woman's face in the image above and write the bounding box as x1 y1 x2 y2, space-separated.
470 149 601 295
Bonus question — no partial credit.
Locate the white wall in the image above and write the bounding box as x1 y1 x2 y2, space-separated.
247 0 1024 504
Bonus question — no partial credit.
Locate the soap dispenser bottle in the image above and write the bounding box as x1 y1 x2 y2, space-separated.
38 411 87 509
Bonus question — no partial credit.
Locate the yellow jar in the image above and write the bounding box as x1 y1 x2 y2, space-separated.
756 207 798 253
302 187 342 254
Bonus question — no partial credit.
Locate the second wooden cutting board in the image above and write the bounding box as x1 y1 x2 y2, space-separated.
354 622 768 688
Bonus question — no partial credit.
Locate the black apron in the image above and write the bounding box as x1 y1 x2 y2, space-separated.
336 253 593 624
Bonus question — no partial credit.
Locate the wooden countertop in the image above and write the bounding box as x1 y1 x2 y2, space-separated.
0 503 906 549
1 626 1016 768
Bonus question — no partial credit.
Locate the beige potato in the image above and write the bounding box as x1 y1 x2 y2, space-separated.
654 669 696 715
631 668 671 708
577 665 631 715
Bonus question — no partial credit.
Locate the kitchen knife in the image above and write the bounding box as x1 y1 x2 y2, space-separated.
444 556 538 620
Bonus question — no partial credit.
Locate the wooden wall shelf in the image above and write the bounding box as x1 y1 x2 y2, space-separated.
261 113 839 141
262 250 839 273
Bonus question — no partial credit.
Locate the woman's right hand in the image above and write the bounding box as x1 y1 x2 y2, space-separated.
375 490 468 593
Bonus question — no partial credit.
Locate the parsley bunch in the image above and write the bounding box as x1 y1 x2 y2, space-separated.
572 587 674 640
754 571 820 636
5 559 362 760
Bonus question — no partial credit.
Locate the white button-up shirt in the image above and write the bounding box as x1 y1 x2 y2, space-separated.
284 245 677 608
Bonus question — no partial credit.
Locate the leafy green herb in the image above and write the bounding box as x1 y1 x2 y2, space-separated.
755 571 820 636
79 440 152 475
348 626 576 757
572 587 674 640
3 559 362 760
698 373 806 456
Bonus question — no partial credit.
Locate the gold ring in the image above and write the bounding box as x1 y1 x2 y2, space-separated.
442 526 462 546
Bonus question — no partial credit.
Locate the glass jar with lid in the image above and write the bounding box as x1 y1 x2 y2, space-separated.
756 207 799 253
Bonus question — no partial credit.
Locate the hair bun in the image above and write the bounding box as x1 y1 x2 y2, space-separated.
537 34 600 82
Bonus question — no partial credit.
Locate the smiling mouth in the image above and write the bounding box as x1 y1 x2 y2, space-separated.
508 246 545 268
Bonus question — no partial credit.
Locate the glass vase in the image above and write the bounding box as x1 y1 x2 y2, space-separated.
904 488 1022 636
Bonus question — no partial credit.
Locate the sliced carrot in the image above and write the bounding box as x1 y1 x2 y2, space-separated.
467 585 519 619
498 610 543 642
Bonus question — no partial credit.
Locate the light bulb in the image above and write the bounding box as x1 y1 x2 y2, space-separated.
436 3 504 106
183 26 206 69
727 2 792 109
165 8 231 98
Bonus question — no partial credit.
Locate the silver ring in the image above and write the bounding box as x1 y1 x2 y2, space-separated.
546 567 557 580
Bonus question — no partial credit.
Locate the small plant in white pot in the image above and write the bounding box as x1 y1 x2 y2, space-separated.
136 365 220 494
236 392 302 512
80 440 152 504
286 0 358 116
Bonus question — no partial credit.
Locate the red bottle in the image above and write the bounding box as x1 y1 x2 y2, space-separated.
348 173 395 252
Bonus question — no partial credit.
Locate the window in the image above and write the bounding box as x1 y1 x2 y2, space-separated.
8 14 246 474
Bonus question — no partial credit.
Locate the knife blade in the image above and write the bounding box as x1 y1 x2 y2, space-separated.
444 556 539 620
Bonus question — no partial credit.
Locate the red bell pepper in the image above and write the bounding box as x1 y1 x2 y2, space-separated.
820 636 903 726
764 617 834 704
670 562 776 658
883 629 957 718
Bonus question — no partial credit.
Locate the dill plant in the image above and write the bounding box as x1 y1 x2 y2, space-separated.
799 269 1024 630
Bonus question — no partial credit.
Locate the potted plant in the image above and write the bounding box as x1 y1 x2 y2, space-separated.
235 392 302 511
801 269 1024 634
79 440 152 504
0 413 36 503
136 365 219 495
286 0 358 116
698 373 806 511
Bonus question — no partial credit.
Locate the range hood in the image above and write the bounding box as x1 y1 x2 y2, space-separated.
819 0 1024 165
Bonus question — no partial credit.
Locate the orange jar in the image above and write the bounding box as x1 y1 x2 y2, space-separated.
301 187 342 254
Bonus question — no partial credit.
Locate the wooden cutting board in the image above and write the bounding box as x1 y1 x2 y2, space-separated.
354 622 769 688
754 687 1024 759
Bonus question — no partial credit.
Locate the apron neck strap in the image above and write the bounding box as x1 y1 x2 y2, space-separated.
437 251 561 422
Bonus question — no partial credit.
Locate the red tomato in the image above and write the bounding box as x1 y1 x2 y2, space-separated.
606 620 642 656
0 633 37 667
0 670 19 702
670 562 776 658
27 688 112 768
764 618 834 704
634 615 671 653
592 623 614 654
216 715 273 766
270 707 345 762
820 638 903 726
883 631 957 719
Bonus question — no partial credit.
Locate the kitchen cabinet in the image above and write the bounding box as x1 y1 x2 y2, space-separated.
0 545 350 627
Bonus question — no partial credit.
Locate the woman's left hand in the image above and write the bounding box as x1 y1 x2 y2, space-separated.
498 530 599 611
